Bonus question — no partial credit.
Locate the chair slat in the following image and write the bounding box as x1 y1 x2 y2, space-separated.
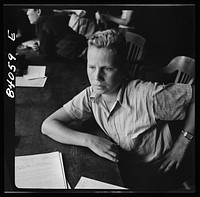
125 32 146 79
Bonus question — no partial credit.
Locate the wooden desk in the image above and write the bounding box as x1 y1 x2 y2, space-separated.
15 49 124 190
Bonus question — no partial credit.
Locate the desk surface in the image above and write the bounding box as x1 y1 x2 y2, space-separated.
15 49 124 190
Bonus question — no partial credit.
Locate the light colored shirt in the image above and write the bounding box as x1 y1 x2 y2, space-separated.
68 10 86 32
68 10 96 39
63 79 192 162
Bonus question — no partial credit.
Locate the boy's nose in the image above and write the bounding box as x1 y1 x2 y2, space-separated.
94 69 103 81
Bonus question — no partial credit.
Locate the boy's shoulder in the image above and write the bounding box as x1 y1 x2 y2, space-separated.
127 79 155 90
78 86 94 99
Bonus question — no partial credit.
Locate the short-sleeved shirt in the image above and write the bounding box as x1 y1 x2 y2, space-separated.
63 79 192 162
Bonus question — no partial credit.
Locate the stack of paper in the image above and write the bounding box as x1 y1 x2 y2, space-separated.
15 151 70 189
16 65 47 87
75 177 128 189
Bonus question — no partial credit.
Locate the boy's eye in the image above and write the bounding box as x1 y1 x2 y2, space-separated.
88 65 95 69
104 67 113 72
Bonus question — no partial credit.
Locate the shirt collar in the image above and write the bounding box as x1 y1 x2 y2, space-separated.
89 79 128 108
117 80 126 106
89 88 101 103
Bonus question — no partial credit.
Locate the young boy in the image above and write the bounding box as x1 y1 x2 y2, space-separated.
41 29 195 191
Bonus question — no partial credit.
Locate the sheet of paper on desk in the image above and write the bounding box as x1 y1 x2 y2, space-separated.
16 66 47 87
75 177 128 189
16 76 47 87
15 151 70 189
23 65 46 80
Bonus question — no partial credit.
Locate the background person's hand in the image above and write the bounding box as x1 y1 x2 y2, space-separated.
95 11 101 21
32 42 39 51
87 135 119 162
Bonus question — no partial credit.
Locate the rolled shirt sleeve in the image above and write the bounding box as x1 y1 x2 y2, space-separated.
152 83 193 121
63 87 93 121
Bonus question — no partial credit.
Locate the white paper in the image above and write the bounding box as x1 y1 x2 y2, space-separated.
16 76 47 87
23 65 46 80
16 65 47 87
75 177 128 189
22 39 39 48
15 152 69 189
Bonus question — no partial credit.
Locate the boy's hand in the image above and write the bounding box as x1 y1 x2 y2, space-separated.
159 135 189 172
87 135 119 162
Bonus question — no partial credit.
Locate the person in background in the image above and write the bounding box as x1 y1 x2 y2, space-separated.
16 9 36 42
96 10 136 34
95 9 121 31
26 8 87 60
53 9 97 39
68 9 97 39
41 29 195 191
4 7 36 53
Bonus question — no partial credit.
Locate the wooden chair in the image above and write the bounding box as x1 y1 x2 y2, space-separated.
139 56 195 84
139 56 195 190
125 32 146 79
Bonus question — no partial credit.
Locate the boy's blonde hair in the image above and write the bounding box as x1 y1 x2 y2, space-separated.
88 29 127 69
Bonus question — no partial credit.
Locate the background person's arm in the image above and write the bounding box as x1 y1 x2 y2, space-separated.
101 10 133 26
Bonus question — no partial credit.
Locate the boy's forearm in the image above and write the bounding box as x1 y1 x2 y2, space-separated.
183 102 195 135
41 119 92 148
183 84 195 136
176 101 195 148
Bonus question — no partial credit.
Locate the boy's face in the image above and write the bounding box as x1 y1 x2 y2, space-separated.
26 9 40 24
87 46 123 95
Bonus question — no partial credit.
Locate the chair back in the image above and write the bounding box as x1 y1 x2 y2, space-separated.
125 32 146 78
162 56 195 84
139 56 195 84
